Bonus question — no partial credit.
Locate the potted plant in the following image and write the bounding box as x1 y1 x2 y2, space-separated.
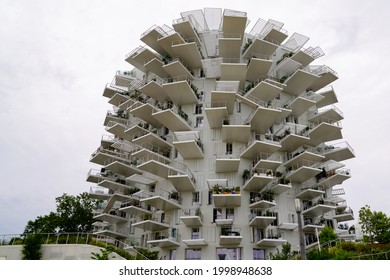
266 170 273 176
242 169 251 183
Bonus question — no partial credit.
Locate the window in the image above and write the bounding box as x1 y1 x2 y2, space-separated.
185 249 201 260
226 208 234 220
253 249 265 260
208 190 213 205
196 117 204 128
170 249 177 260
213 208 222 222
192 192 200 206
191 228 200 239
226 142 233 154
237 101 241 113
216 248 241 260
195 104 203 114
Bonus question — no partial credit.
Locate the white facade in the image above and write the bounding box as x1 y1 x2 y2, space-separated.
87 8 355 260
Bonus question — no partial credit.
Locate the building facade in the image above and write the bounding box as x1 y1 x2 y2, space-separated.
87 8 355 260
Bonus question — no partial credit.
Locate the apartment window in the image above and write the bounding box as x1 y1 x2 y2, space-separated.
195 104 203 114
237 101 241 113
226 142 233 154
213 208 222 222
185 249 201 260
170 249 177 260
226 208 234 220
208 190 213 204
191 227 200 239
196 117 204 128
192 191 200 206
216 248 241 260
253 249 265 260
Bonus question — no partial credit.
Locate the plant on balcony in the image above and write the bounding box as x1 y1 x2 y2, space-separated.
195 207 201 216
178 109 188 121
234 186 241 194
266 169 273 176
242 38 252 54
143 213 152 221
279 75 288 84
223 119 230 125
278 176 290 185
213 185 222 194
242 169 251 183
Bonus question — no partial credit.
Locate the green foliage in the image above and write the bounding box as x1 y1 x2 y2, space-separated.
319 226 338 245
135 248 159 260
24 192 95 234
359 205 390 244
270 242 294 260
91 247 116 260
21 234 43 260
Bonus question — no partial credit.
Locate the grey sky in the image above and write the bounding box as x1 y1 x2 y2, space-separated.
1 0 389 234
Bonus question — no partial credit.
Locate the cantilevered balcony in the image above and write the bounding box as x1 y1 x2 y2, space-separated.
108 90 130 108
94 226 128 240
302 200 336 217
275 123 310 152
267 177 292 195
172 15 201 45
240 137 281 159
307 118 343 146
152 105 192 131
308 105 344 124
220 58 247 90
173 131 204 159
249 191 276 209
286 94 317 118
252 152 282 171
204 101 228 129
122 121 150 142
285 160 322 183
302 217 326 233
132 213 170 231
219 33 242 59
103 83 127 99
296 183 325 200
89 186 110 200
320 141 355 162
97 178 136 194
132 131 172 152
255 233 286 248
242 37 279 58
129 101 163 128
171 38 203 69
105 120 132 140
251 18 288 45
221 9 247 40
94 212 128 225
162 58 194 80
211 87 236 114
305 65 338 92
249 212 277 228
125 45 162 72
248 105 282 134
244 78 283 102
334 207 354 222
162 77 198 106
211 186 241 207
158 31 185 58
316 86 338 108
246 55 273 83
284 146 325 169
119 200 152 216
180 208 203 227
318 168 351 189
138 189 182 211
138 78 169 103
221 118 251 143
140 24 172 55
148 229 181 248
283 69 319 95
243 169 274 192
215 153 240 173
103 109 129 126
168 168 196 192
144 57 169 79
219 227 243 245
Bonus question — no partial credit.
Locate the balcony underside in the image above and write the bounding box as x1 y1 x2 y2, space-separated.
243 174 273 192
141 196 182 210
162 81 197 106
280 134 310 152
296 189 325 200
333 213 354 222
284 151 324 168
89 191 110 200
94 213 127 224
219 236 242 246
127 48 160 72
94 229 127 240
168 174 196 192
162 61 194 81
132 220 169 231
157 32 184 58
284 70 319 95
103 85 123 99
123 125 147 142
144 58 169 79
106 123 129 140
308 123 342 146
249 216 276 228
256 238 286 248
320 173 351 189
213 194 241 207
152 109 192 131
130 103 162 128
148 238 181 248
133 133 172 150
250 107 282 134
221 125 251 143
119 205 151 216
253 159 282 171
289 97 316 117
316 88 338 108
309 72 338 92
278 223 298 230
140 28 166 55
249 200 276 209
222 14 247 35
205 107 228 129
220 63 247 90
173 140 204 159
286 166 322 183
243 38 278 58
108 93 129 107
324 147 355 162
291 50 315 68
309 109 344 124
171 42 203 69
303 224 324 233
302 204 336 217
104 161 142 178
97 180 130 193
172 20 199 44
246 59 273 83
211 91 236 114
180 216 203 227
246 80 282 103
139 81 169 103
219 38 241 59
265 28 288 44
182 239 208 247
215 219 234 226
271 183 292 195
240 140 281 159
215 158 240 173
137 159 172 179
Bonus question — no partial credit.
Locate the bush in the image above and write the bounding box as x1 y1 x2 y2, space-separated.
21 234 43 260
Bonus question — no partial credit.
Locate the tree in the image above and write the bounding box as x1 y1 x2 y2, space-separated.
24 192 95 234
270 242 294 260
319 226 338 246
21 234 43 260
359 205 390 244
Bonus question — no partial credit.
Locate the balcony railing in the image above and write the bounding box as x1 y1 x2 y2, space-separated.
221 227 242 236
180 208 203 221
148 229 179 242
137 189 182 205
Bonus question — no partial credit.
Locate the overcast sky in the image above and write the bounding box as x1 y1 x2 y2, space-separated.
1 0 389 235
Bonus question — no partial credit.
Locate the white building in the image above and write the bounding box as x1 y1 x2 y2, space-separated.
87 8 355 260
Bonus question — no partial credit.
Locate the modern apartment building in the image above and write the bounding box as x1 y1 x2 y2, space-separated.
87 8 355 260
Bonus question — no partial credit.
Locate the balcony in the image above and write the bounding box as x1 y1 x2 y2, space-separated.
172 15 201 44
119 200 152 216
144 57 169 79
182 238 208 247
221 118 251 143
129 101 163 128
219 227 243 245
287 96 317 119
316 86 338 108
307 118 343 146
168 169 196 192
171 37 203 68
306 65 338 92
283 69 319 95
215 153 240 173
249 212 277 228
285 160 322 183
243 169 274 192
132 213 170 231
103 83 126 99
132 132 172 152
204 101 228 129
219 33 242 59
221 9 247 38
162 58 194 80
284 146 325 169
308 105 344 123
148 229 181 248
210 90 236 115
240 137 281 159
108 92 130 109
125 45 161 72
302 199 336 217
138 190 182 211
211 184 241 207
138 78 169 103
180 208 203 227
94 212 127 225
104 159 142 178
244 78 283 103
334 207 354 222
249 191 277 209
242 37 279 58
152 106 192 131
296 184 325 200
89 186 110 200
252 152 282 171
267 176 292 195
162 77 198 106
105 120 130 140
318 168 351 189
94 226 128 240
86 168 107 184
320 141 356 162
302 217 325 233
247 105 282 134
103 109 128 126
255 233 286 248
220 58 247 89
173 131 204 159
140 25 173 55
135 152 175 178
246 55 273 83
275 123 310 152
122 121 149 142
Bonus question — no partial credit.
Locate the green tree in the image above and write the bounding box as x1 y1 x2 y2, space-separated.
319 226 338 246
359 205 390 244
21 234 43 260
24 192 94 234
270 242 294 260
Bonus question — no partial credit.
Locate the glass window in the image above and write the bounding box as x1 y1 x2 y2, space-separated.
253 249 265 260
213 208 222 222
192 191 200 206
185 249 201 260
216 248 241 260
195 104 203 114
192 227 200 239
226 142 233 154
226 208 234 220
196 117 204 128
